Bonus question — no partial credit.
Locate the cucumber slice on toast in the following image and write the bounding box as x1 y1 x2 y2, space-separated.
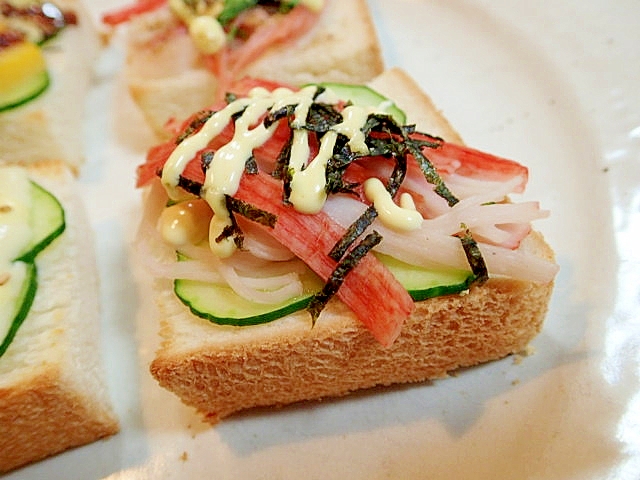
175 268 324 326
0 262 37 357
175 254 473 327
0 180 65 358
15 181 66 263
312 82 407 125
0 41 50 112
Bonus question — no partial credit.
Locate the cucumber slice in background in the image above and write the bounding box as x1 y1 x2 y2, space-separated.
312 82 407 125
0 42 50 112
0 262 37 357
15 181 66 263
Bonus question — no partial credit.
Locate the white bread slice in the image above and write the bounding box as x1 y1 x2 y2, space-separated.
0 161 118 473
0 1 99 173
147 68 556 424
124 0 384 137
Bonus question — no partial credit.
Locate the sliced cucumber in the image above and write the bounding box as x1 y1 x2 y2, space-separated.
0 179 65 358
374 253 474 301
312 82 407 125
175 268 324 326
0 262 37 357
15 181 66 263
175 253 473 326
0 41 50 112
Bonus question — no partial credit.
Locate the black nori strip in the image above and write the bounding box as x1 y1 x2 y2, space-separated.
325 143 360 196
328 152 407 261
271 133 294 203
245 156 258 174
211 196 244 249
264 104 296 128
403 133 459 207
457 224 488 285
201 149 215 170
329 205 378 261
362 113 403 137
215 221 244 250
272 132 293 180
175 110 214 144
225 195 277 228
308 231 383 324
306 103 343 132
176 176 203 196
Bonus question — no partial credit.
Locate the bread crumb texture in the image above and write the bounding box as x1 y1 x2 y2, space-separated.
150 232 554 423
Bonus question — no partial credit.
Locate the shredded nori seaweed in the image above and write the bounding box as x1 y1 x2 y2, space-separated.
329 205 378 261
176 110 214 145
308 231 383 324
201 150 215 170
271 134 294 203
265 104 296 128
329 148 407 261
456 224 488 285
306 103 344 132
176 175 203 196
214 196 245 250
402 132 459 207
169 86 490 306
225 195 277 228
245 156 258 174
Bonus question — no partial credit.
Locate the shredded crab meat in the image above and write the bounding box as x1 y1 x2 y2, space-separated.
322 195 558 283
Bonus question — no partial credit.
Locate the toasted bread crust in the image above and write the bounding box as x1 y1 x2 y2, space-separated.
144 68 557 423
0 161 118 473
0 365 119 472
150 232 554 423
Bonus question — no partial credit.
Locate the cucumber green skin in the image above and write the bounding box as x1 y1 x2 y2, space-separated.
374 253 475 302
174 256 474 327
175 270 324 327
15 181 66 263
0 70 50 113
175 280 317 327
312 82 407 125
0 181 65 358
0 263 37 357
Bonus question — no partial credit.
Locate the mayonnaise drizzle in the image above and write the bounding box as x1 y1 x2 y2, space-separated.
161 85 419 257
170 0 325 54
363 178 423 231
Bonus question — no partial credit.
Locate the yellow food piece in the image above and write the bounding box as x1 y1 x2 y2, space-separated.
0 40 47 98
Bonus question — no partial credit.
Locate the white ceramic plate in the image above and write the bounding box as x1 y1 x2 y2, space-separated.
7 0 640 478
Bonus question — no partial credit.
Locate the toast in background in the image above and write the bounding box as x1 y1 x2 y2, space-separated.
120 0 384 136
0 161 118 473
0 0 99 173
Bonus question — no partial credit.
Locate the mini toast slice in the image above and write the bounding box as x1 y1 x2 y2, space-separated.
0 161 118 473
123 0 384 136
146 69 556 423
0 0 99 172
